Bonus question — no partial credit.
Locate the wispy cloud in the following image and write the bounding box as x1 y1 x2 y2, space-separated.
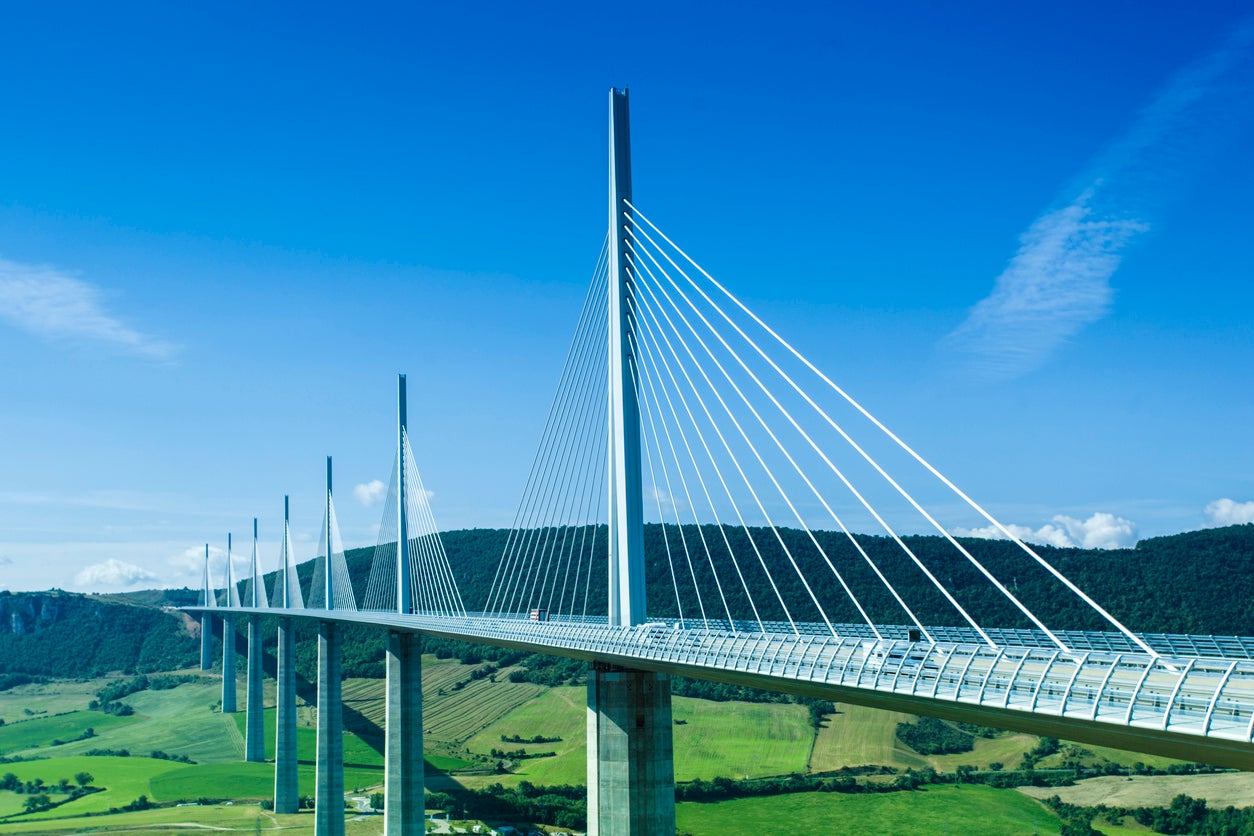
943 20 1254 381
1205 498 1254 526
0 257 177 361
955 511 1137 550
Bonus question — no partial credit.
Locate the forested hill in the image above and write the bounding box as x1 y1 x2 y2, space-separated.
387 523 1254 637
0 591 199 677
4 524 1251 681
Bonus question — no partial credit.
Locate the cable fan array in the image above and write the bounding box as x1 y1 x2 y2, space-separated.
362 430 466 615
487 203 1154 658
485 239 612 620
307 491 358 611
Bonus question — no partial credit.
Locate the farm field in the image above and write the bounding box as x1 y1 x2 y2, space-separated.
808 703 1038 773
674 785 1066 835
462 685 589 787
458 686 818 788
1020 772 1254 809
4 661 1252 834
0 803 378 835
0 677 107 719
0 755 191 817
0 709 136 754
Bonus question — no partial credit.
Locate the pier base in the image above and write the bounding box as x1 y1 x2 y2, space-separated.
274 617 299 813
245 616 265 762
586 664 675 836
315 621 344 836
384 632 423 835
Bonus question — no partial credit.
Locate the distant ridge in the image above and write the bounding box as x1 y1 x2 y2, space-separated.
5 524 1251 681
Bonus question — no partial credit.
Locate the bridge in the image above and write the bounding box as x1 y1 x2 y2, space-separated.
186 90 1254 836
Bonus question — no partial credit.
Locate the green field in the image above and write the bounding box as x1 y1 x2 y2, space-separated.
0 755 191 818
809 703 1039 773
675 785 1065 835
4 660 1247 834
0 802 370 835
231 706 383 767
0 678 107 720
0 709 137 754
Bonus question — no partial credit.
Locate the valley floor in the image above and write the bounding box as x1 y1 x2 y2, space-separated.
1 657 1251 835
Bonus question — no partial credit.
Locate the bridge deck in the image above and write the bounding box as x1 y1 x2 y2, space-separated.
201 607 1254 770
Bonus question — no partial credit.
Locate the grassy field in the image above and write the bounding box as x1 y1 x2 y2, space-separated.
0 802 383 835
673 698 812 780
230 706 384 767
0 755 191 818
5 660 1248 834
35 680 245 764
0 677 106 719
675 785 1065 835
1021 772 1254 809
0 709 137 754
809 703 1038 773
458 686 820 788
146 761 386 800
461 685 589 787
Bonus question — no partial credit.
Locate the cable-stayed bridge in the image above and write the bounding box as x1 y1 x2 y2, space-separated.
187 90 1254 836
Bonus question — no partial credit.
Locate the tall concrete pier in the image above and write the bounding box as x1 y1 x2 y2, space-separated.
587 664 675 835
315 621 344 836
590 88 676 835
199 614 213 671
275 617 299 812
245 615 264 761
221 616 236 713
385 631 423 835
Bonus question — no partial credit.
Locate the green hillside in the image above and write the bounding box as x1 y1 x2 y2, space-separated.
6 523 1253 693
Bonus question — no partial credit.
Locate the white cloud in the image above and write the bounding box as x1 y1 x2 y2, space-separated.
1205 498 1254 526
354 480 388 506
942 21 1254 381
0 257 177 360
74 558 158 588
955 511 1137 550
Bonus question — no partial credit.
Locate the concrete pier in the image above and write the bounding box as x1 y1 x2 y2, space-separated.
384 631 423 835
315 621 344 836
221 616 236 713
245 616 265 762
586 664 675 836
199 613 212 671
274 617 299 813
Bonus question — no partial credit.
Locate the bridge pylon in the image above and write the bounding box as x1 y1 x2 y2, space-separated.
245 518 266 762
199 543 213 671
588 86 676 836
221 533 237 714
315 458 346 836
274 496 300 814
385 374 424 836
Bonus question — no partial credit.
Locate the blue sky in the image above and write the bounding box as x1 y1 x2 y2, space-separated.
1 1 1252 592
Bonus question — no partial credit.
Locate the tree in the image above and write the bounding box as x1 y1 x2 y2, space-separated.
370 792 384 810
23 794 53 813
74 772 94 788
